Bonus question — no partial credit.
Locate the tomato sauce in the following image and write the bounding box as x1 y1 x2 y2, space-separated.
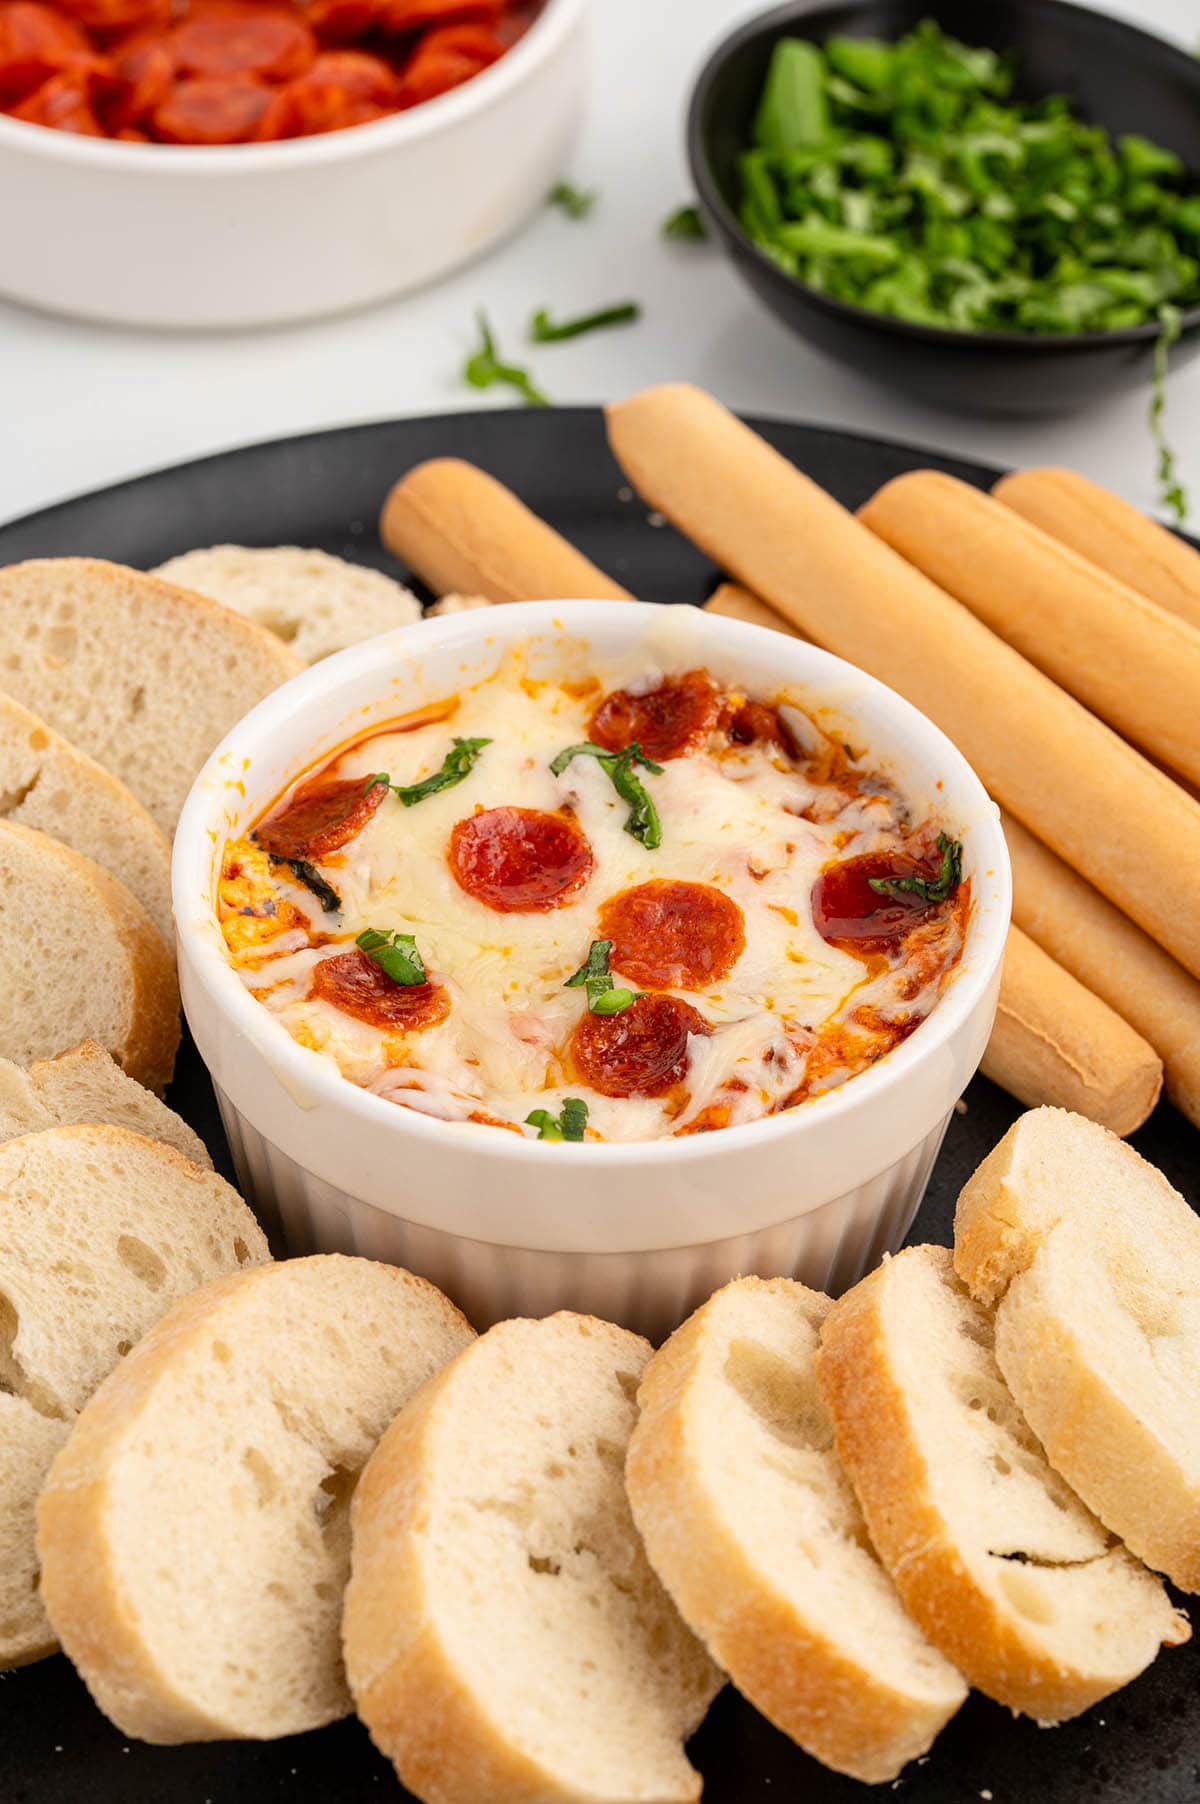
0 0 540 142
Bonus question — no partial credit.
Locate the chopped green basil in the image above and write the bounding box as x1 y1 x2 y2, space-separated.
526 1097 589 1141
662 204 708 241
736 21 1199 513
366 739 491 809
548 181 597 219
1151 304 1188 524
564 939 639 1015
868 833 963 905
530 302 641 342
356 927 427 986
273 857 341 914
549 740 664 849
463 311 549 408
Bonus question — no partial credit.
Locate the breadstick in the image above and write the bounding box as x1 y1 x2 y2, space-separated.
859 470 1200 787
1003 812 1200 1128
994 467 1200 634
982 929 1161 1136
703 583 800 634
605 383 1200 982
381 458 633 604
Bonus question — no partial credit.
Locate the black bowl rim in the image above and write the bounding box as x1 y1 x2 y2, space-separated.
687 0 1200 355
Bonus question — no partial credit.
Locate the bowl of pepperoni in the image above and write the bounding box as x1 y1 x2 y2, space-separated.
174 599 1010 1337
0 0 585 326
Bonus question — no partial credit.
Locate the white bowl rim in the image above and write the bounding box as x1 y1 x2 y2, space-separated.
174 598 1011 1167
0 0 584 172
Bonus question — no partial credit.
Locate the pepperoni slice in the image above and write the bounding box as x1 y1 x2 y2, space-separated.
448 807 594 914
305 0 385 40
150 73 276 141
588 669 721 764
0 2 91 105
257 47 400 136
722 696 798 755
55 0 170 33
12 63 106 131
394 21 503 107
311 948 449 1032
255 776 388 861
571 993 710 1099
812 852 942 955
169 5 316 80
382 0 503 30
597 880 745 991
104 30 173 128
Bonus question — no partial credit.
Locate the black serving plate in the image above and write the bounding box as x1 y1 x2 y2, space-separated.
0 408 1196 1803
688 0 1200 415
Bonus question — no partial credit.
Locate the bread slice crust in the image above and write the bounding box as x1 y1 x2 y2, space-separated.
0 1124 267 1668
36 1255 473 1742
815 1245 1188 1723
626 1276 966 1783
344 1312 721 1804
0 820 179 1091
955 1107 1200 1592
0 558 302 833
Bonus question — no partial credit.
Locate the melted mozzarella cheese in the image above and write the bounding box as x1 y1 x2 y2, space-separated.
221 648 966 1142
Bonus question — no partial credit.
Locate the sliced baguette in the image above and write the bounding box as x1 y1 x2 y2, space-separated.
0 821 179 1091
0 694 172 946
344 1312 722 1804
815 1245 1187 1722
0 1124 267 1668
0 1041 210 1167
955 1107 1200 1592
626 1277 967 1783
37 1255 473 1742
153 545 421 665
0 558 302 833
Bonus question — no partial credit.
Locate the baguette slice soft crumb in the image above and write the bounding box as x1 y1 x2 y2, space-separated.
154 545 421 664
0 694 172 946
0 558 302 832
344 1312 723 1804
0 1041 210 1167
0 1125 267 1668
0 820 179 1092
626 1277 966 1784
955 1107 1200 1592
816 1245 1188 1723
37 1255 473 1742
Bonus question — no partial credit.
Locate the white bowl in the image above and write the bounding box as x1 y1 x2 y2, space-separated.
0 0 587 330
175 601 1010 1338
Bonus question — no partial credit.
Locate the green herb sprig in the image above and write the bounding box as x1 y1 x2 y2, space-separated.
531 302 640 342
464 312 549 408
868 833 963 905
663 204 708 241
356 927 427 986
548 181 596 219
549 740 664 848
364 738 490 809
272 857 341 915
526 1097 590 1141
1151 305 1188 525
564 939 639 1015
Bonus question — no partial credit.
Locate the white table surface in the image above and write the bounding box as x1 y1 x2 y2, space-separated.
1 0 1196 529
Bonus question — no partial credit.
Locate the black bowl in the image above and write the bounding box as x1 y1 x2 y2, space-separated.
687 0 1200 414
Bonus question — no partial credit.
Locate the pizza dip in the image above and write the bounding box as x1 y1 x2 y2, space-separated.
218 645 970 1143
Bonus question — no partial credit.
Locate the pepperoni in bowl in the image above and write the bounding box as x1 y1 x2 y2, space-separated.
311 948 449 1032
448 806 594 914
588 669 721 763
255 775 388 862
597 879 745 991
812 852 945 955
571 993 711 1099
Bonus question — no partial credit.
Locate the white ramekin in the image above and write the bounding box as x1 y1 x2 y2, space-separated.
0 0 586 329
175 601 1010 1338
